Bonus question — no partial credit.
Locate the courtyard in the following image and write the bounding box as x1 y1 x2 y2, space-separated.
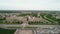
14 29 33 34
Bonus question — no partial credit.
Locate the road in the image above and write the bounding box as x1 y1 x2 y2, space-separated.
0 24 60 28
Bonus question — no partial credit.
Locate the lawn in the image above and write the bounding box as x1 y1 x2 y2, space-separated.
40 14 59 25
0 28 16 34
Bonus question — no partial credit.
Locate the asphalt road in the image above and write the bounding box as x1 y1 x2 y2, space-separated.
0 24 60 28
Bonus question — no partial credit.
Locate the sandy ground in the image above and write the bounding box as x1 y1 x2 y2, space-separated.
14 29 33 34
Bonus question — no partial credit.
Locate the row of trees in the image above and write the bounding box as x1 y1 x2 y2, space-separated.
28 21 60 25
28 21 51 25
1 20 23 24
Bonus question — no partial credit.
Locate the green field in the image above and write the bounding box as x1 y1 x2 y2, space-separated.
0 28 16 34
40 14 60 25
18 13 37 17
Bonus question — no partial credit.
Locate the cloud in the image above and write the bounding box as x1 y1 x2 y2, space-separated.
0 0 60 10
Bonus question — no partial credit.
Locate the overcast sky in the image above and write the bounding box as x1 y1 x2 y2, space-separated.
0 0 60 10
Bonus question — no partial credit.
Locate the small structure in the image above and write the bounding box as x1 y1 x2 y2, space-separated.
56 15 60 19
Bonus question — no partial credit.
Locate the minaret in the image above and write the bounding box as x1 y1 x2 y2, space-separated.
37 13 40 18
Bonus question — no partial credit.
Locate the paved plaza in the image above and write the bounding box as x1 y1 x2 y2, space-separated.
14 29 33 34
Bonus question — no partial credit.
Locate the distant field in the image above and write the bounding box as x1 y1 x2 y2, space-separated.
0 10 60 25
0 28 16 34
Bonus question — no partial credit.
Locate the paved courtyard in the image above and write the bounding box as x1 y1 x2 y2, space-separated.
14 29 33 34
